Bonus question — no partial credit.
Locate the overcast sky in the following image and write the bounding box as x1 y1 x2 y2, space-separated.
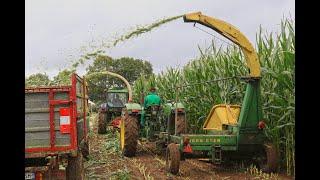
25 0 295 78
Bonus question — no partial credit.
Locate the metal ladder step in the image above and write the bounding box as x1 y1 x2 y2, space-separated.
214 145 222 164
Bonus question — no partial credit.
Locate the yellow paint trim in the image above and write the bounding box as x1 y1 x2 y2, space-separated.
202 104 241 130
120 118 125 150
184 12 261 77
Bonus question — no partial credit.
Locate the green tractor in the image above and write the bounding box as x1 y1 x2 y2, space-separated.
139 101 187 140
98 88 129 134
120 98 187 157
151 102 187 154
85 71 142 140
140 104 162 140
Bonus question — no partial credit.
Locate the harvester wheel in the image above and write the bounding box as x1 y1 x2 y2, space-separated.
98 112 106 134
120 115 139 157
259 142 279 173
166 143 180 175
176 114 186 135
66 151 84 180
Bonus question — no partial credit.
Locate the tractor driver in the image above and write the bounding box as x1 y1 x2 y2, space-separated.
144 87 161 108
140 87 161 128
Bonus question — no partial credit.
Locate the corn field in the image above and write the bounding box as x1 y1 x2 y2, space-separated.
133 18 295 175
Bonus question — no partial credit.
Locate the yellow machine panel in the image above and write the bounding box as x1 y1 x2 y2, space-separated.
203 104 241 130
183 12 261 78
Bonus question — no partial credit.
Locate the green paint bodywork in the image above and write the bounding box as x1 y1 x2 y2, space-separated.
124 102 142 114
137 101 186 139
107 88 128 93
237 80 265 147
162 80 266 161
165 134 237 151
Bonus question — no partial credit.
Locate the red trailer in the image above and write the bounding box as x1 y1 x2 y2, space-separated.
25 73 89 180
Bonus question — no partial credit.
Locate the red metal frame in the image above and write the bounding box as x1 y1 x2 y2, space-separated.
25 87 70 93
49 90 55 149
25 73 87 156
71 74 77 150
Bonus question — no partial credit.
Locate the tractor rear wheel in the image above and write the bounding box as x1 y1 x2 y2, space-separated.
176 114 186 135
258 142 279 173
120 115 139 157
166 143 180 175
98 112 106 134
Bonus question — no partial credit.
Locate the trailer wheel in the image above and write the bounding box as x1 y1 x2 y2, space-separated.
80 139 89 160
258 142 279 173
176 114 186 135
166 143 180 175
98 112 106 134
120 115 138 157
66 152 84 180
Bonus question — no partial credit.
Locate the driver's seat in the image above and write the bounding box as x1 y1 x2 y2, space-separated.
146 104 160 111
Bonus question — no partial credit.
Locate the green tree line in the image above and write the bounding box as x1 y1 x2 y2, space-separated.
25 56 153 105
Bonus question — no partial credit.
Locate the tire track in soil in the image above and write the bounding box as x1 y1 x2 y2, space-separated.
85 113 146 179
85 113 293 180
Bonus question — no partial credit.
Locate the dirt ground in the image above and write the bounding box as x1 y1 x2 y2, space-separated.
84 113 294 180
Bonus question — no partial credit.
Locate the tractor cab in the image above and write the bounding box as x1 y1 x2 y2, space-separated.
106 88 128 109
98 88 129 134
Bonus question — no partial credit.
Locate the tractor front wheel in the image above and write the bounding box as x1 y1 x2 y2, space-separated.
120 115 139 157
166 143 180 175
98 112 106 134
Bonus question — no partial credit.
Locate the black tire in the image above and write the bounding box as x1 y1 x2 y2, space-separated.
106 112 112 124
98 112 106 134
80 139 89 160
45 162 60 179
263 143 278 172
257 143 279 173
155 140 166 155
166 143 180 175
176 114 186 135
120 115 139 157
180 151 186 161
66 152 84 180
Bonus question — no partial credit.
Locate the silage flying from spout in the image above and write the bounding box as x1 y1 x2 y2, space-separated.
70 15 183 70
112 15 183 47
